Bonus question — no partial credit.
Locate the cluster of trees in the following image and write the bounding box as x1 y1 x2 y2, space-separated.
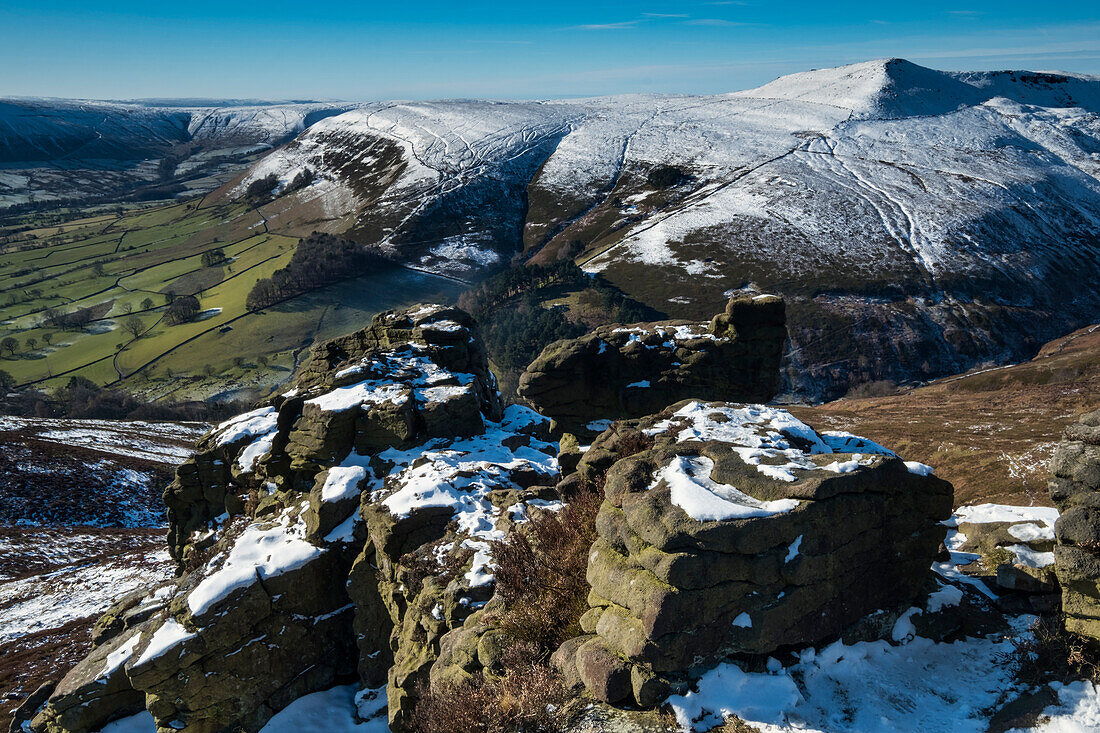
480 299 585 372
457 260 589 315
163 294 202 326
200 247 227 267
455 261 662 396
41 305 97 331
244 168 314 205
245 174 279 202
573 284 656 324
284 168 314 194
245 232 393 311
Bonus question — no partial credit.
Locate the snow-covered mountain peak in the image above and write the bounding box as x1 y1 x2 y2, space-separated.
735 58 985 119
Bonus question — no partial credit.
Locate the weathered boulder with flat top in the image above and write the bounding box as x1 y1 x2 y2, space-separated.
1050 410 1100 640
554 400 953 706
518 294 785 436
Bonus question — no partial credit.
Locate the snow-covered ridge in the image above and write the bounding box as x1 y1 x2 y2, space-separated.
731 58 1100 119
0 98 354 162
221 57 1100 296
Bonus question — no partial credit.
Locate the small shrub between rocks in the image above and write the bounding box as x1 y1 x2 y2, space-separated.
398 538 475 596
1006 615 1100 688
409 643 568 733
490 491 601 651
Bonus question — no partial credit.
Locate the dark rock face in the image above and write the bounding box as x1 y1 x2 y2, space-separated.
26 304 557 733
1050 410 1100 639
553 400 953 706
518 295 785 436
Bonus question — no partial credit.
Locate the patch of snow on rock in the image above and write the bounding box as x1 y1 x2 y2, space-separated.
650 455 800 522
187 510 322 617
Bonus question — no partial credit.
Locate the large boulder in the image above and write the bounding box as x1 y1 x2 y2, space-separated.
27 304 558 733
554 400 953 706
1049 410 1100 639
518 294 785 436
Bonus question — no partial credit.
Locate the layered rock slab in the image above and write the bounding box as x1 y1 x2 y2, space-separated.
555 400 953 706
518 295 785 436
26 305 558 733
1050 409 1100 639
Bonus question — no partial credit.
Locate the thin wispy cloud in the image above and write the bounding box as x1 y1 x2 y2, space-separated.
5 1 1099 100
466 39 534 45
684 18 749 26
569 20 640 30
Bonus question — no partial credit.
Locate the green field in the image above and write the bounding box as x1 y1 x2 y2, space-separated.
0 198 465 401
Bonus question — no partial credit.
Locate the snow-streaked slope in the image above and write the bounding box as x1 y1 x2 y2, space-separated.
215 59 1100 397
0 99 353 208
184 104 351 146
239 100 579 273
0 99 349 163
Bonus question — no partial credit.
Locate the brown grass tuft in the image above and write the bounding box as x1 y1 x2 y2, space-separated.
409 644 569 733
490 491 601 651
1006 615 1100 687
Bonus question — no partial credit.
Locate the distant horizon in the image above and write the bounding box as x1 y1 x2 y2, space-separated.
2 1 1099 100
4 57 1100 107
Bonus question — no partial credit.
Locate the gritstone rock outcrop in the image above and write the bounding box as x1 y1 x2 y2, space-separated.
22 299 957 732
518 295 785 436
1050 409 1100 640
24 305 558 733
552 400 953 706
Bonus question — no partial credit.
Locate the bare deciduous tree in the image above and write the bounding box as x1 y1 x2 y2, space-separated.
122 316 145 340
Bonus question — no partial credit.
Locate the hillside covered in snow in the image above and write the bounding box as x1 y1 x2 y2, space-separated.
219 58 1100 398
5 58 1100 398
0 99 351 208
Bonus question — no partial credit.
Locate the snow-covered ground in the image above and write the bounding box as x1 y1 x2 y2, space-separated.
667 618 1100 732
71 502 1100 732
0 544 172 643
0 416 208 527
0 417 206 464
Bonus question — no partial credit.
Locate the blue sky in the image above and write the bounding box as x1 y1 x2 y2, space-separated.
2 1 1099 100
